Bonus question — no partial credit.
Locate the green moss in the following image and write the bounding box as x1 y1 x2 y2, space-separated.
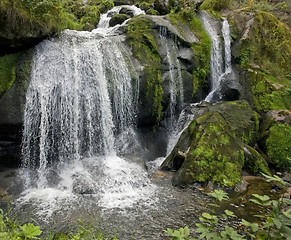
265 124 291 171
199 0 233 12
126 16 163 123
167 12 211 95
0 53 21 97
235 11 291 113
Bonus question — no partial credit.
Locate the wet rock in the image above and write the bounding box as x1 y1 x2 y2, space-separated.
119 7 135 17
109 14 130 27
154 0 171 15
72 173 98 195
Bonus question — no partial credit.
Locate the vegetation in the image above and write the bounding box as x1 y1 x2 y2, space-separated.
200 0 233 12
0 210 118 240
0 0 115 35
261 124 291 170
126 16 164 124
0 53 21 97
165 174 291 239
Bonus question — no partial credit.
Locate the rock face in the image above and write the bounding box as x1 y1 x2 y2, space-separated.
126 14 208 127
161 100 269 187
0 50 32 167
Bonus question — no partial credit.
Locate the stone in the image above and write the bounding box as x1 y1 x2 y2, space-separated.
119 7 135 17
162 100 269 188
109 14 130 27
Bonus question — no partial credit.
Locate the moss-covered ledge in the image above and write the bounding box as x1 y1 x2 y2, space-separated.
161 100 269 188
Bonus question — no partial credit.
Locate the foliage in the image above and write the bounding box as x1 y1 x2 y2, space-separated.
0 53 21 97
199 0 233 12
0 209 118 240
0 208 42 239
165 174 291 240
0 0 115 36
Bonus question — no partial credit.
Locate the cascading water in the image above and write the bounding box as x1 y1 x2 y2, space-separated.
19 5 156 215
200 11 233 103
11 6 236 239
158 27 185 154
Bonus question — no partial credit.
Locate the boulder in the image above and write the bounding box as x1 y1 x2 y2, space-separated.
119 7 135 17
109 14 130 27
154 0 171 15
161 100 269 187
258 111 291 171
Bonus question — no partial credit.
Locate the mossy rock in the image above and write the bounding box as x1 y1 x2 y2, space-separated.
231 10 291 114
109 14 130 27
259 116 291 171
162 100 268 187
146 9 160 15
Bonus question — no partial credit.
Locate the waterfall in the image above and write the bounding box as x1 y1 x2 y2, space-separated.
200 12 233 102
158 27 184 154
20 6 155 212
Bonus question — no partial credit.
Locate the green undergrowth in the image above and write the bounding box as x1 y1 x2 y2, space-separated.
0 53 21 97
165 174 291 240
126 16 163 123
167 11 211 96
0 209 118 239
0 0 114 35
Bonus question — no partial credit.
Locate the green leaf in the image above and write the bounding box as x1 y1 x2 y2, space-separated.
251 194 270 202
261 173 286 185
224 210 236 217
209 190 229 202
20 223 42 239
249 199 263 205
283 209 291 219
273 218 282 229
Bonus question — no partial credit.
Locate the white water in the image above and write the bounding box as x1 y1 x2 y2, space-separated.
20 6 156 218
200 12 233 102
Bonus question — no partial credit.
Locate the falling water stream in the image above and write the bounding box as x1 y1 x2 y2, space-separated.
200 11 233 103
1 7 241 239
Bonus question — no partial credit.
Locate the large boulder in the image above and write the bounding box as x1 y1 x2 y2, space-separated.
161 100 269 187
258 110 291 171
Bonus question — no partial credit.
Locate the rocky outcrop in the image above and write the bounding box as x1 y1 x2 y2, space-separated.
126 14 209 126
161 100 269 187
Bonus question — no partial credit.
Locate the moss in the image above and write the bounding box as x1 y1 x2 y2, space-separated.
126 16 163 123
140 2 150 11
171 101 268 187
235 10 291 113
247 70 291 113
199 0 233 12
167 12 211 95
0 53 21 97
264 124 291 171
